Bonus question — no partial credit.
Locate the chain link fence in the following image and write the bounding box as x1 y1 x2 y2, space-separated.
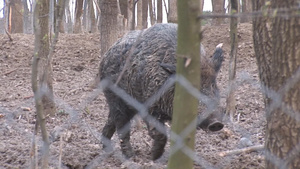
1 7 300 169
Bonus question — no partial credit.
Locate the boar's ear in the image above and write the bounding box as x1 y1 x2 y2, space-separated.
211 43 224 73
160 63 176 74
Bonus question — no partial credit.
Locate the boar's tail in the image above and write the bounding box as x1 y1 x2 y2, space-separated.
211 43 224 73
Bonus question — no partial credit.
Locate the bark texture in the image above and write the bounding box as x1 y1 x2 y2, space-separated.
99 0 122 56
136 0 142 29
10 0 23 33
211 0 225 26
167 0 201 168
226 0 238 121
74 0 83 33
168 0 177 23
142 0 148 28
157 0 162 23
253 1 300 168
241 0 252 23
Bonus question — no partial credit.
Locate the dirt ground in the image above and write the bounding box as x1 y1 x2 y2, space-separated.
0 23 266 169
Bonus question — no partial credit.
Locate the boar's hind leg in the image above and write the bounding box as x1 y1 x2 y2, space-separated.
101 111 116 152
115 111 134 158
146 119 167 160
101 102 134 158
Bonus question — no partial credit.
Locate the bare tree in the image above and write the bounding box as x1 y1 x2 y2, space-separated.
148 0 155 25
119 0 129 29
10 0 23 33
49 0 55 33
129 0 135 30
240 0 252 23
226 0 238 121
31 0 65 165
157 0 162 23
74 0 83 33
167 0 201 168
88 0 97 32
253 0 300 168
136 0 142 29
99 0 124 56
211 0 225 25
119 0 128 19
200 0 204 12
82 0 88 31
58 2 65 33
32 0 51 166
142 0 148 28
168 0 177 23
23 0 32 33
65 0 73 33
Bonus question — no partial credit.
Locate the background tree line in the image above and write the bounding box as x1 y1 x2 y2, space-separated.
0 0 252 34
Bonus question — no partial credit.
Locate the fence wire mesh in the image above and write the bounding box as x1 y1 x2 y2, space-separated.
1 6 300 169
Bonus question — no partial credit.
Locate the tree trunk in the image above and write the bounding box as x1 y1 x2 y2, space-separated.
168 0 177 23
10 0 23 33
211 0 225 26
148 0 155 25
142 0 148 28
226 0 238 121
119 0 128 20
136 0 142 29
65 0 73 33
58 0 65 33
157 0 162 23
240 0 252 23
7 0 11 32
49 0 54 33
167 0 201 168
56 0 65 34
82 0 88 31
88 0 97 33
1 0 8 34
23 0 32 34
253 1 300 168
119 0 129 29
200 0 204 12
99 0 122 56
74 0 83 33
130 0 135 30
0 18 4 34
32 0 52 166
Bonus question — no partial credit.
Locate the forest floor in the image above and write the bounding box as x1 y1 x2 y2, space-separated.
0 22 266 169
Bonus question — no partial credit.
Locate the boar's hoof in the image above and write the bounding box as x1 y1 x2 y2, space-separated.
208 121 224 132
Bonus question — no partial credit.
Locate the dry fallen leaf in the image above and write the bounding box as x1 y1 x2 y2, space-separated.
21 107 31 111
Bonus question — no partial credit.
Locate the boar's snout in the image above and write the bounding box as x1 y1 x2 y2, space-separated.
197 115 224 132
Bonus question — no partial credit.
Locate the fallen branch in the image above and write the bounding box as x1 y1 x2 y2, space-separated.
3 68 17 76
218 145 264 157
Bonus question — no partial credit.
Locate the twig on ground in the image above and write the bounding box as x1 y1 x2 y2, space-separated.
24 95 34 99
218 145 264 157
3 68 17 76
